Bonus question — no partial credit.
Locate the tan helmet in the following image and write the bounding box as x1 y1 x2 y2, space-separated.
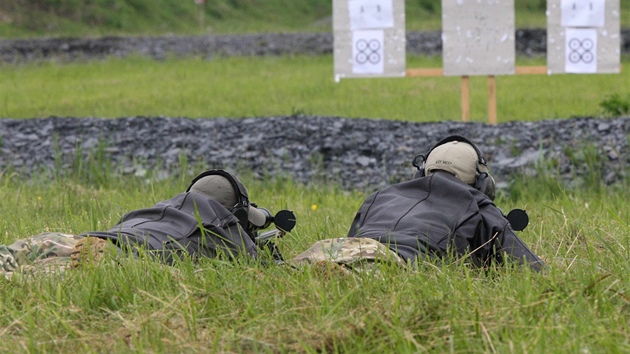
412 135 495 200
187 170 270 228
425 140 478 184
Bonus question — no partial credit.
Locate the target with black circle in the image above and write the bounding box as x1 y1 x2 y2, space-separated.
355 39 383 65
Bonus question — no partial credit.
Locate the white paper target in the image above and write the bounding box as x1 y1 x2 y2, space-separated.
565 28 598 73
348 0 394 30
352 30 385 74
561 0 606 27
333 0 405 79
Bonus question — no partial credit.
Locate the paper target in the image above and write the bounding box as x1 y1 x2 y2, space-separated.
565 28 598 73
355 39 381 64
333 0 405 79
561 0 605 28
352 30 384 74
348 0 394 30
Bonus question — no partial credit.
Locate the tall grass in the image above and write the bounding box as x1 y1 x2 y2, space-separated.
0 0 334 38
2 1 630 350
2 55 630 122
1 153 630 352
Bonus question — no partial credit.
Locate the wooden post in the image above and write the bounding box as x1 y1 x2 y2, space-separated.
195 0 206 30
487 75 496 125
514 66 547 75
461 76 470 122
405 66 553 123
405 68 444 76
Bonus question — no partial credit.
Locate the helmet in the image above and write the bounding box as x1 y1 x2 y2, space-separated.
412 135 496 200
187 170 271 228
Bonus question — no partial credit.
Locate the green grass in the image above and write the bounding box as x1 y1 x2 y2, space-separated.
0 0 331 37
2 1 630 351
1 161 630 352
2 55 630 123
1 0 628 38
1 52 629 349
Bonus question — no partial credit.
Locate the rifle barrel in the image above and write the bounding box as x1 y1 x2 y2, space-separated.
255 229 283 243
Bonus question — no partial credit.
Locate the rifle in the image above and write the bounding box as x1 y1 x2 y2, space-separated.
253 209 296 263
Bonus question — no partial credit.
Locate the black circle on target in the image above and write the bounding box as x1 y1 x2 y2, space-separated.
582 38 594 50
581 51 594 64
356 52 368 64
569 38 581 50
356 39 368 51
368 40 381 51
568 51 581 63
368 52 380 64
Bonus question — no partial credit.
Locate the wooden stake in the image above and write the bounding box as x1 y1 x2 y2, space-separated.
514 66 547 75
461 76 470 122
404 66 559 123
488 75 496 125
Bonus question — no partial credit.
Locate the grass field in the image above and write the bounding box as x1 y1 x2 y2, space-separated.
1 165 630 352
2 55 630 123
1 0 628 38
2 0 630 352
2 43 630 354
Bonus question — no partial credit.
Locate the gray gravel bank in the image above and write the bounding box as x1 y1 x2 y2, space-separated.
1 29 629 62
1 116 628 191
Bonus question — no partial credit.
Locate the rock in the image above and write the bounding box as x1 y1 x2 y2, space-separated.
0 115 629 192
2 29 628 63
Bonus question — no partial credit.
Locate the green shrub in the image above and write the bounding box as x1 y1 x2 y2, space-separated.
600 93 630 117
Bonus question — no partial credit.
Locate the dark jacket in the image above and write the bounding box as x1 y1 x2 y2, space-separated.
347 172 544 271
80 192 258 263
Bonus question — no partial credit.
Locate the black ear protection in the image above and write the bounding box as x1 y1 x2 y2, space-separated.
412 135 496 200
186 169 251 226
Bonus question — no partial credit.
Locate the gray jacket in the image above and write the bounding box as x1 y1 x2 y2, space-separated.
81 192 258 263
347 172 544 271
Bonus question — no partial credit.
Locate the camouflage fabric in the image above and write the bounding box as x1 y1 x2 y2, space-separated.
290 237 406 274
0 232 80 279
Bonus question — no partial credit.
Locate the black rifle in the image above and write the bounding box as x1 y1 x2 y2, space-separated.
253 209 296 263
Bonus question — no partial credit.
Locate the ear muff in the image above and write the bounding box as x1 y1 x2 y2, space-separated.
411 154 427 178
413 135 496 200
186 169 251 226
474 172 496 201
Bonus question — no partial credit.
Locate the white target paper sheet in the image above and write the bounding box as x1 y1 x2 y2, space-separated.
565 28 598 73
561 0 606 28
348 0 394 30
351 30 385 74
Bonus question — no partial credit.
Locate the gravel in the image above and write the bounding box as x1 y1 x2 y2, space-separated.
0 115 628 191
1 29 629 62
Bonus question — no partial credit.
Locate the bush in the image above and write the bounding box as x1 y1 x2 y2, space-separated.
599 93 630 117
